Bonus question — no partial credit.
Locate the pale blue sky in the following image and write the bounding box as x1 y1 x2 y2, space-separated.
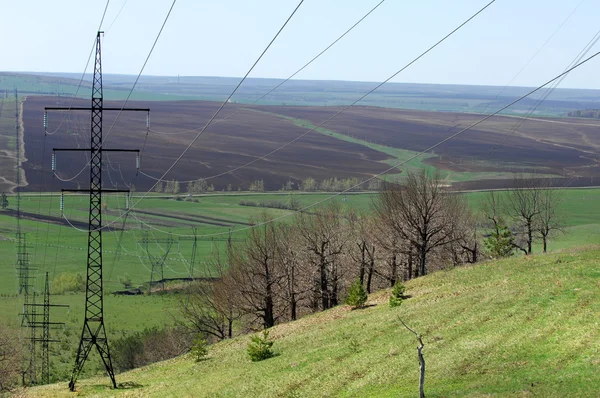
1 0 599 89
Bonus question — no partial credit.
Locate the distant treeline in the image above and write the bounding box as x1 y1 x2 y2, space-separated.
154 177 383 194
567 109 600 119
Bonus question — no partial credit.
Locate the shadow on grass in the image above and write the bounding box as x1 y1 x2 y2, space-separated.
117 381 144 389
351 303 377 311
251 352 281 362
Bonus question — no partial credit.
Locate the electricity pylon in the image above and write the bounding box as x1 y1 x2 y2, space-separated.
140 231 173 293
26 272 68 385
14 87 38 386
44 31 149 391
177 227 198 278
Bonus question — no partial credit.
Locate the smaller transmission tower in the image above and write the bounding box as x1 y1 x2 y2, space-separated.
140 231 173 293
15 88 36 304
177 227 198 278
14 87 38 386
26 273 68 385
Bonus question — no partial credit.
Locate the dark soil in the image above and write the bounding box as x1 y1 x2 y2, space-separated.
21 97 600 192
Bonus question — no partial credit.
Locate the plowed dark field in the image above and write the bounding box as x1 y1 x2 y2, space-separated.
22 97 390 191
21 97 600 192
261 106 600 175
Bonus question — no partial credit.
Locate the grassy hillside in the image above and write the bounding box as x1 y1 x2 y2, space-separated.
26 247 600 397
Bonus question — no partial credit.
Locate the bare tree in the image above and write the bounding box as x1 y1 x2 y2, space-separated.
446 204 480 265
296 202 348 310
371 218 416 284
375 170 466 277
229 213 286 329
174 254 240 341
508 175 542 255
536 182 564 253
276 223 312 321
347 211 377 293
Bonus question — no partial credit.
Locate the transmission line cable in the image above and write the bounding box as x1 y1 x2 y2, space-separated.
145 0 386 137
33 0 111 275
136 0 305 171
480 26 600 166
64 1 600 238
62 0 493 234
102 0 177 144
139 0 496 184
121 48 600 238
478 0 585 115
105 0 128 32
45 0 111 136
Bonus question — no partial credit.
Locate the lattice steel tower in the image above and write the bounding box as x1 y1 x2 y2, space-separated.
45 31 149 391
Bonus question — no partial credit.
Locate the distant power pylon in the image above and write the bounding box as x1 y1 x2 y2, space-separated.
14 87 38 387
177 227 241 278
140 231 173 293
26 272 68 385
14 88 34 298
177 227 198 278
44 31 149 391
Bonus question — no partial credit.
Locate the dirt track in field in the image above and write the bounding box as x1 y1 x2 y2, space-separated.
131 208 250 228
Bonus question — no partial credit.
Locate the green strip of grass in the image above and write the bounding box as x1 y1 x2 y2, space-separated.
251 109 556 183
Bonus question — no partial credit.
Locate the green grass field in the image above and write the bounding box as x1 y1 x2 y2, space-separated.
2 187 599 387
26 246 600 397
2 188 600 296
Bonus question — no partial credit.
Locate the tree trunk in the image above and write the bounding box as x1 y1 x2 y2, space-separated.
330 267 339 307
320 254 329 310
359 242 366 285
264 294 274 328
407 252 413 280
290 297 297 321
290 266 297 320
542 235 547 253
419 246 427 277
390 253 397 287
527 223 533 254
366 258 374 294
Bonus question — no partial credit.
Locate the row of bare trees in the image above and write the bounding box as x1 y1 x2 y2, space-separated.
175 172 563 342
176 170 482 339
481 176 563 256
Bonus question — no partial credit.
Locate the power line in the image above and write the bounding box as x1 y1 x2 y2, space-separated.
60 0 494 235
139 0 496 184
137 0 305 174
127 48 600 239
58 0 600 241
44 0 111 136
480 26 600 166
102 0 177 144
478 0 585 115
105 0 128 32
145 0 387 137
